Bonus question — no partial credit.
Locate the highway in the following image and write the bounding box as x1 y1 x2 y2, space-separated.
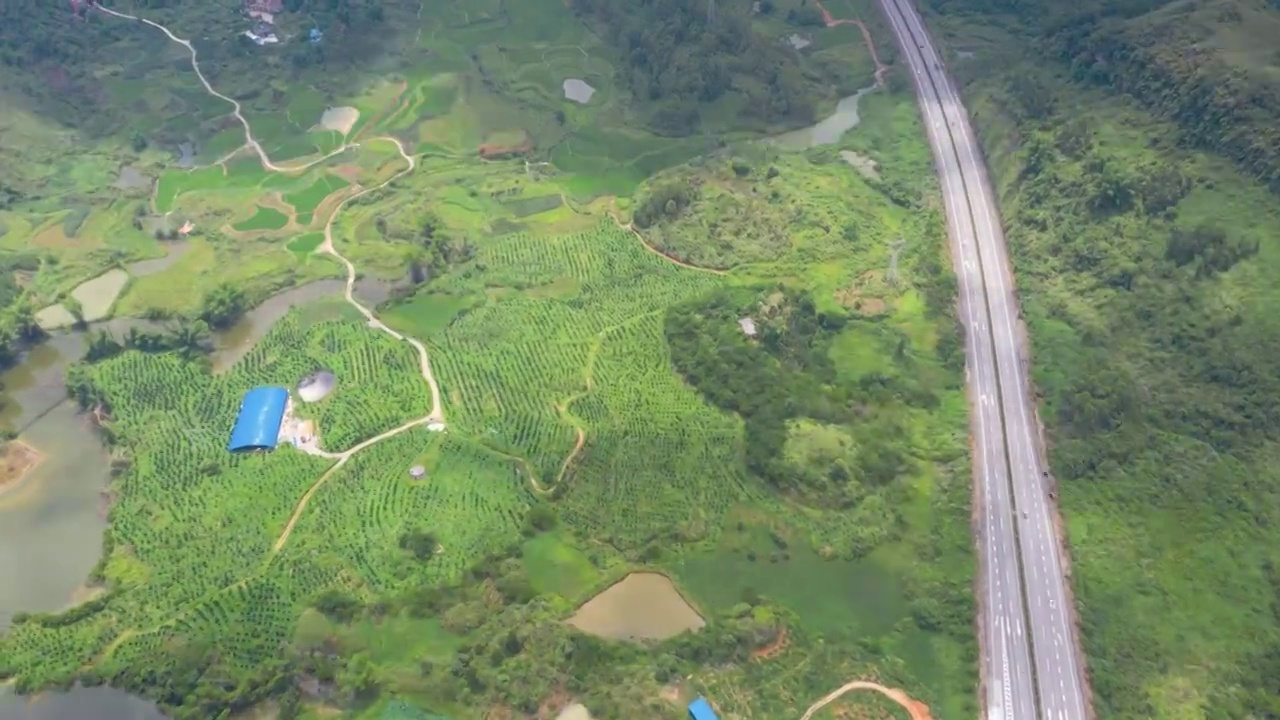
874 1 1091 719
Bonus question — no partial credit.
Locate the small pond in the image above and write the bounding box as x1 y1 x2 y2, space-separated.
114 166 150 191
562 78 596 104
786 33 812 50
125 242 191 278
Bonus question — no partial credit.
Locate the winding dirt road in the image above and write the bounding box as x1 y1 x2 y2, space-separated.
96 6 351 173
799 680 934 720
815 1 890 88
94 5 446 552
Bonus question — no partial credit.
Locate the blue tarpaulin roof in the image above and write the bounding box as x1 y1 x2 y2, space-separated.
228 386 288 452
688 697 718 720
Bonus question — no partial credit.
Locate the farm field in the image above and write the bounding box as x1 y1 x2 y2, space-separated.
0 0 977 718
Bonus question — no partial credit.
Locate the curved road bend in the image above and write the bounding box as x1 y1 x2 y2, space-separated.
876 1 1090 719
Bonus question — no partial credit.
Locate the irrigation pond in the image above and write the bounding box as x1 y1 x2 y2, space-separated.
566 572 705 641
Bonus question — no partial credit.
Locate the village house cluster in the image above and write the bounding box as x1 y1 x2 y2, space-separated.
243 0 283 45
242 0 325 47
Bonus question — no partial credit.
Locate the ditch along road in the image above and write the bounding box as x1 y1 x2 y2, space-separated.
93 6 446 552
874 1 1090 719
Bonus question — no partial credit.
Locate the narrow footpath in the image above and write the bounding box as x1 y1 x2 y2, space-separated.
95 5 446 553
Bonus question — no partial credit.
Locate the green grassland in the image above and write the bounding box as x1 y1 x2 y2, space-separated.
914 1 1280 718
232 205 291 233
0 0 984 718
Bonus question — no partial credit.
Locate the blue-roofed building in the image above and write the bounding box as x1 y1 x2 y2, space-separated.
309 27 324 43
688 697 718 720
228 386 289 452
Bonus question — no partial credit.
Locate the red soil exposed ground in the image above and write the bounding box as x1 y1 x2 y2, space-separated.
799 680 935 720
479 138 534 159
751 624 791 661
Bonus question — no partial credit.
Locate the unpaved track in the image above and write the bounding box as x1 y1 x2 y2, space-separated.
95 5 447 553
799 680 934 720
815 1 890 87
96 5 351 173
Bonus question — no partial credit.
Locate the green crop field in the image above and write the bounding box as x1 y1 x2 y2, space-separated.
285 175 352 222
287 232 326 259
232 206 291 233
0 0 984 717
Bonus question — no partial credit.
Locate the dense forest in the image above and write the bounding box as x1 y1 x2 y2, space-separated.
0 0 394 148
570 0 817 134
928 0 1280 193
666 289 912 505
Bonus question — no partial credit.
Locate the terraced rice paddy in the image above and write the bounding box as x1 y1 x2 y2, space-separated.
34 268 131 329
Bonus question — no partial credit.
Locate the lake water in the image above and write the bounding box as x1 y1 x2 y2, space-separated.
0 317 172 627
0 324 169 719
0 685 166 720
769 83 879 149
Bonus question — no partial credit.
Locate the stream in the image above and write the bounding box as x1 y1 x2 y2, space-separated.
768 83 880 149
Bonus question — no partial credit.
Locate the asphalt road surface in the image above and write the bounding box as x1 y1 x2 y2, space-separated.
875 2 1090 719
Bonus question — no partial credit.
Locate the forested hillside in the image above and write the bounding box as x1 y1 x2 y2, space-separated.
919 0 1280 717
0 0 390 150
931 0 1280 191
571 0 815 134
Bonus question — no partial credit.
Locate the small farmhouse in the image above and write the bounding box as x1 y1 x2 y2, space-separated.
245 20 279 46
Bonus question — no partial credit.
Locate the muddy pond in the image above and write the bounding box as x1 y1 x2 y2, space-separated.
567 572 705 641
0 276 394 720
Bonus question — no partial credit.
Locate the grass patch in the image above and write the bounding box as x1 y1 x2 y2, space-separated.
286 232 325 259
502 194 563 218
382 292 478 340
284 175 351 217
522 531 600 600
